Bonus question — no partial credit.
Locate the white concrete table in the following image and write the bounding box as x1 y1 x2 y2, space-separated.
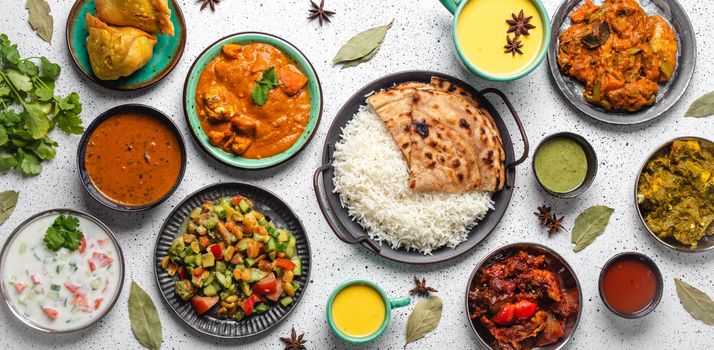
1 0 712 349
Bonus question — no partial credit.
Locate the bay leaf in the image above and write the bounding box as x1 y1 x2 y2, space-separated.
26 0 53 44
333 20 393 64
685 91 714 118
405 296 442 348
675 278 714 326
0 190 19 225
571 205 614 252
340 45 380 69
129 281 163 350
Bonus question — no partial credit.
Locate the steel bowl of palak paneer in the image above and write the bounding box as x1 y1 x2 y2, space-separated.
636 137 714 252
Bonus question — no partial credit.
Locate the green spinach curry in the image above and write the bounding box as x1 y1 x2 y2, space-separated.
638 140 714 248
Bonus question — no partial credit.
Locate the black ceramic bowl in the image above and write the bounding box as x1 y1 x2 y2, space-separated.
532 132 597 198
598 252 663 319
465 243 582 350
77 104 187 211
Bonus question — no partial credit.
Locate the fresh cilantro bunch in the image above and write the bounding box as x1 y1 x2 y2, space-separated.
0 34 84 176
251 66 280 106
43 214 84 252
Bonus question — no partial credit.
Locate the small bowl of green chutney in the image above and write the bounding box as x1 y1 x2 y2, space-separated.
533 132 597 198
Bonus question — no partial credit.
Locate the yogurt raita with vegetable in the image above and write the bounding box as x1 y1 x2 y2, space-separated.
1 212 122 331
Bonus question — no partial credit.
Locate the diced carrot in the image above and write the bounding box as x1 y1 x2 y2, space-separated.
31 274 41 285
94 298 103 310
42 307 59 319
14 282 26 293
278 66 308 96
199 236 210 248
64 282 81 293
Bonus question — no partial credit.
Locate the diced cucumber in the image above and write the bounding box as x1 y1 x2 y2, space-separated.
56 264 65 274
91 278 102 290
216 273 226 287
267 224 278 237
291 257 303 276
202 253 215 267
50 284 61 292
277 230 288 242
279 296 294 307
244 258 255 268
221 202 235 218
204 272 216 287
254 303 269 314
257 217 268 227
232 309 245 321
236 239 249 251
269 251 276 261
215 261 226 273
203 215 219 230
190 207 202 221
213 205 227 219
266 238 276 252
291 282 300 292
248 268 268 282
203 284 218 297
285 235 296 258
275 242 286 254
238 199 251 213
48 291 60 301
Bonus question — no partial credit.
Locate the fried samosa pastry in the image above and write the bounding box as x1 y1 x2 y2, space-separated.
85 13 157 81
95 0 174 36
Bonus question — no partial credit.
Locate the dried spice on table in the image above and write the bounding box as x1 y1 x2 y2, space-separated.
405 296 443 348
675 278 714 326
280 326 307 350
25 0 53 43
410 276 437 297
333 20 394 69
197 0 220 12
571 205 614 252
307 0 335 27
685 91 714 118
534 205 567 236
0 190 18 225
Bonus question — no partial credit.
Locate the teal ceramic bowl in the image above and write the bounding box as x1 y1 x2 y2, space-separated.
326 279 410 344
438 0 551 82
183 32 323 170
66 0 186 90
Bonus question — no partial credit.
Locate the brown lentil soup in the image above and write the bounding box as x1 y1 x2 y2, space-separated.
85 113 182 206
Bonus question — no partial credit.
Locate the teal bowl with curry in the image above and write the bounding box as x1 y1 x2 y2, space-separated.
183 32 323 170
66 0 186 90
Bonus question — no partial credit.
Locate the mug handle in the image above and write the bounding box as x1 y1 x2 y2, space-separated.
439 0 462 14
389 296 411 309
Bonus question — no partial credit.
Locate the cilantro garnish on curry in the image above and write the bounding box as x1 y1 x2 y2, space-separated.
161 195 302 320
195 43 310 159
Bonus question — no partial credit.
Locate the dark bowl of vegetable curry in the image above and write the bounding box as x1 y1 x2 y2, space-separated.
183 32 322 170
636 137 714 252
78 104 187 211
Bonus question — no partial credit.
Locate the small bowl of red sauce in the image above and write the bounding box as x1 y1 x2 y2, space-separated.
598 252 663 318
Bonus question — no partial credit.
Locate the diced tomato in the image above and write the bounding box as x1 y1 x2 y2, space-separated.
79 237 87 253
177 266 187 280
240 294 261 316
513 300 538 321
14 282 26 293
97 239 108 246
73 293 90 312
209 244 224 260
191 295 219 315
64 282 81 293
199 236 210 248
266 280 284 302
91 252 113 269
42 307 59 319
31 274 41 285
94 298 103 310
274 258 296 271
88 260 96 272
253 273 277 295
192 267 205 277
230 196 245 206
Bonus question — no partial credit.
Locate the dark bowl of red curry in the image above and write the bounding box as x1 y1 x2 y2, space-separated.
77 104 187 212
465 243 582 350
598 252 663 319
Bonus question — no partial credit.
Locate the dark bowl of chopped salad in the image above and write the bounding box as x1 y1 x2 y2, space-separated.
153 182 311 339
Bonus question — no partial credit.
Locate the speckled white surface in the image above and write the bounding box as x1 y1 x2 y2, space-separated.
1 0 713 349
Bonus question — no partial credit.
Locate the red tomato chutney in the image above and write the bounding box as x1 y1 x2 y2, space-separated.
601 257 657 314
84 113 183 207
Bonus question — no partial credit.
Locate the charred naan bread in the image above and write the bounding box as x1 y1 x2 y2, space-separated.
85 13 157 80
367 77 506 193
96 0 174 36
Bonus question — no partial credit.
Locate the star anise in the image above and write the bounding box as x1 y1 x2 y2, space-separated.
504 35 524 56
507 10 536 37
280 327 307 350
197 0 220 11
534 205 567 237
308 0 335 27
410 276 437 297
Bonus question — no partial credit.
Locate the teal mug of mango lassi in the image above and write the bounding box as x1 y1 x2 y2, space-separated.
326 279 410 344
439 0 551 81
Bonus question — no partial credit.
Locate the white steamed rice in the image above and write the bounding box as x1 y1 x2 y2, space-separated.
332 106 494 254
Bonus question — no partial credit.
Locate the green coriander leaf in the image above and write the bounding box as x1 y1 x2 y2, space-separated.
33 137 56 160
43 214 83 251
17 60 39 77
19 150 41 176
0 43 20 66
56 110 83 134
39 57 60 81
0 125 7 146
0 151 18 171
251 66 280 106
257 66 279 86
0 84 10 97
0 110 21 126
35 86 53 101
252 84 269 106
24 102 52 139
6 69 32 92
